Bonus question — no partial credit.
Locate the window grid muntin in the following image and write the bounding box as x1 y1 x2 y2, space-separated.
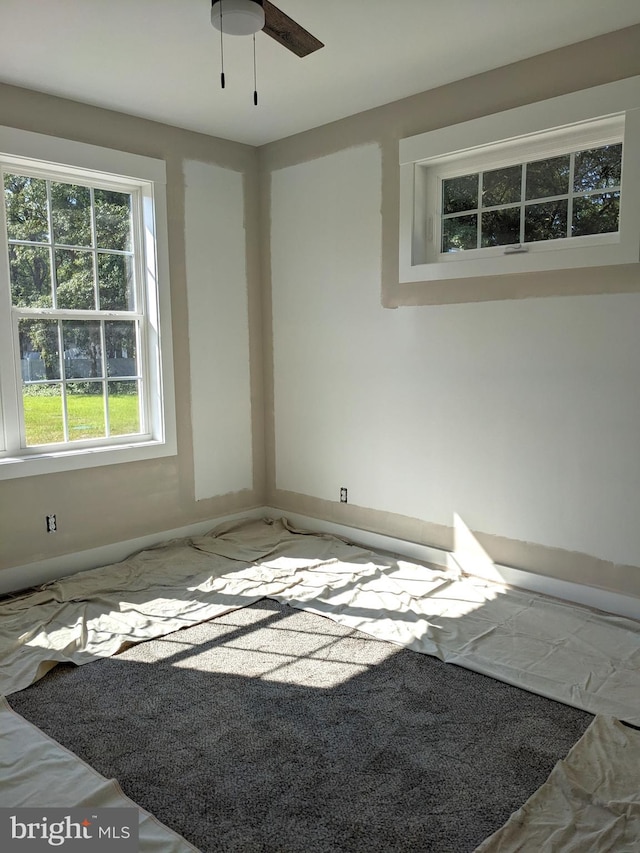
90 187 100 310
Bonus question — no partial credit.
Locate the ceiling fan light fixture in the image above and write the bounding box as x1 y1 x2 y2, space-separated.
211 0 265 37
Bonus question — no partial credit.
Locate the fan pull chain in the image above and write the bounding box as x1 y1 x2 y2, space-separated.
253 33 258 106
219 1 225 88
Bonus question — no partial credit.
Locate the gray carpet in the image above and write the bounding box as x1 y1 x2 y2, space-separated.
8 598 592 853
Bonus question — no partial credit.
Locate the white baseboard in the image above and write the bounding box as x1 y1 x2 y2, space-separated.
270 509 449 569
0 507 268 597
450 553 640 622
266 509 640 623
3 506 639 623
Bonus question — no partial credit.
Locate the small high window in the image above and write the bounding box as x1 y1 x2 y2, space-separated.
440 144 622 253
398 77 640 288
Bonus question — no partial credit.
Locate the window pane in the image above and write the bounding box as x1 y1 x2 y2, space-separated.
524 200 568 242
572 192 620 236
482 166 521 208
55 249 96 309
442 214 478 252
51 182 92 246
67 382 105 441
63 321 103 379
481 208 520 247
108 380 140 436
105 321 137 377
19 319 61 381
525 155 570 200
20 345 47 382
4 174 49 242
574 144 622 193
9 244 52 307
22 384 64 446
98 253 135 311
95 190 132 252
442 174 478 214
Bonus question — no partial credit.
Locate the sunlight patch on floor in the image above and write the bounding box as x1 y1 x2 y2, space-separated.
167 611 399 687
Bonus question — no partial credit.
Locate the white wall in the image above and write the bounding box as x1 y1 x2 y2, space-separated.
270 145 640 567
185 160 253 499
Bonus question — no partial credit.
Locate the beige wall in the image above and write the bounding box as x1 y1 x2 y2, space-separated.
0 84 265 571
262 26 640 598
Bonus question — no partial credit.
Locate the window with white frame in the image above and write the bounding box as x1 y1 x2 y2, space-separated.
398 77 640 284
439 139 621 255
0 127 176 479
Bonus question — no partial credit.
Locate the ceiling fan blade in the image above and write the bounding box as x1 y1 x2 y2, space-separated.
262 1 324 57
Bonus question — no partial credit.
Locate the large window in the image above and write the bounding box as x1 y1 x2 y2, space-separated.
398 76 640 286
0 127 176 479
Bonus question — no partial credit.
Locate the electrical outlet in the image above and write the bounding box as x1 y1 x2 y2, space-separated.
46 514 57 533
340 487 348 503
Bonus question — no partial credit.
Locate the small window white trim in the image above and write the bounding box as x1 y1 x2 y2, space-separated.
399 76 640 283
0 127 176 480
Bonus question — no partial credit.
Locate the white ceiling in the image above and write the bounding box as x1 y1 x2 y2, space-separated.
1 0 640 147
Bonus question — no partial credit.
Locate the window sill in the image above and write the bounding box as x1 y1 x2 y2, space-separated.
0 437 177 481
385 262 640 307
400 235 636 283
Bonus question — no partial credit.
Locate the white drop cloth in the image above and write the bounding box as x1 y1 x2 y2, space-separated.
475 715 640 852
1 517 639 726
0 698 199 852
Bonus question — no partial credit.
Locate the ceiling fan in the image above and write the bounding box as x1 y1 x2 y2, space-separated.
211 0 324 58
